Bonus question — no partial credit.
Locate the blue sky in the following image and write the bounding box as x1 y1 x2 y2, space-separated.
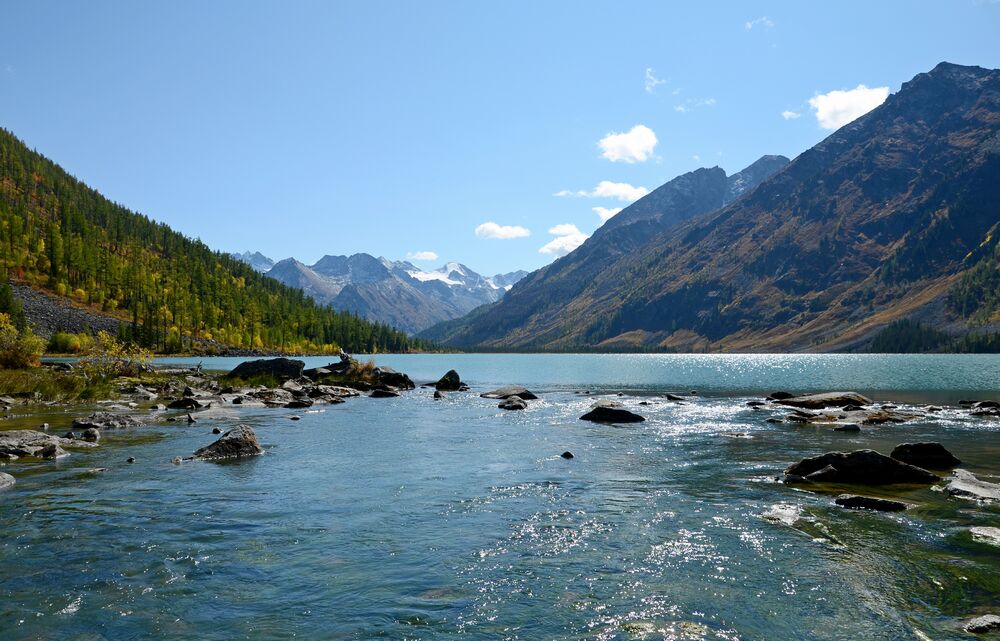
2 1 999 275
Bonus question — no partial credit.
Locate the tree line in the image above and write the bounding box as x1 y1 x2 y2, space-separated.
0 128 427 354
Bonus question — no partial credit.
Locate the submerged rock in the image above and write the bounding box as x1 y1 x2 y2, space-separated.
970 526 1000 547
192 425 264 461
40 443 68 459
72 412 141 430
285 399 313 409
889 442 961 469
946 469 1000 501
775 392 873 409
433 390 444 399
0 430 96 458
834 424 861 432
226 358 305 382
580 402 645 424
480 385 538 400
0 472 15 490
965 615 1000 634
434 369 462 391
81 428 100 442
498 396 527 410
835 494 908 512
784 450 938 485
370 388 400 398
561 451 574 459
665 393 686 401
167 397 201 410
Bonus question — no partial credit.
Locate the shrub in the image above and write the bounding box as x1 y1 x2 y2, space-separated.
48 331 83 353
78 331 153 378
0 313 45 369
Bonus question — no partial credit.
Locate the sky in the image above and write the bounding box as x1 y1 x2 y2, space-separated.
2 1 999 276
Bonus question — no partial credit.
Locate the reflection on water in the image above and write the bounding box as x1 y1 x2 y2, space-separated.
2 354 998 640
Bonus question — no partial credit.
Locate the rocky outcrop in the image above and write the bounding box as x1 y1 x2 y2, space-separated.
192 425 264 460
0 471 15 490
889 442 961 469
480 385 538 400
72 412 141 430
435 369 462 391
373 367 414 390
580 401 645 424
835 494 908 512
225 358 305 382
775 392 873 410
0 430 97 459
946 469 1000 501
784 450 939 485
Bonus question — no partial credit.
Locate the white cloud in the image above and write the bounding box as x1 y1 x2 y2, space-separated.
406 251 438 261
745 16 775 30
474 222 530 240
674 104 688 113
781 110 801 120
644 67 666 93
555 180 649 203
674 98 715 113
539 224 589 256
593 206 623 222
598 124 657 163
692 154 701 162
808 84 889 130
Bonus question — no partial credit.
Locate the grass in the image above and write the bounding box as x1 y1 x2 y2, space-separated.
0 368 116 402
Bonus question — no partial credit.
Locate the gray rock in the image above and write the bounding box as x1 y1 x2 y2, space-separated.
0 430 96 458
560 451 574 459
433 390 444 399
480 385 538 400
835 494 908 512
834 424 861 432
435 369 462 391
370 388 400 398
965 615 1000 634
192 425 264 461
946 469 1000 501
767 391 795 400
0 472 14 490
498 396 528 410
665 393 686 401
40 443 68 459
226 358 305 382
285 398 314 409
970 526 1000 547
212 427 223 434
81 428 100 442
775 392 873 409
784 450 939 485
72 412 141 430
127 457 136 463
373 367 415 390
889 442 961 469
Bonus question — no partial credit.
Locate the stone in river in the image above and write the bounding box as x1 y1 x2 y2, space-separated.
480 385 538 400
0 472 15 490
192 425 264 461
784 449 938 485
225 357 305 382
72 412 141 430
970 526 1000 547
370 388 401 398
167 398 201 410
946 469 1000 501
285 399 314 409
580 402 645 424
434 369 462 391
965 615 1000 634
498 396 527 410
834 424 861 432
775 392 873 409
81 428 100 442
433 390 444 399
889 442 961 469
835 494 908 512
560 451 574 459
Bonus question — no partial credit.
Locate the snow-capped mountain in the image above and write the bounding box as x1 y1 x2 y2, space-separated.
231 251 275 273
234 251 527 334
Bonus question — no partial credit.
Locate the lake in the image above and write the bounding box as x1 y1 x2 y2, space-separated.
1 354 998 640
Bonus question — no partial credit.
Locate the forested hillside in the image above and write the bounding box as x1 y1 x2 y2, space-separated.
0 128 423 353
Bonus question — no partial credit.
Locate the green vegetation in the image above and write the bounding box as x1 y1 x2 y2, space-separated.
0 128 426 354
947 228 1000 324
0 368 113 402
0 312 44 368
868 318 1000 353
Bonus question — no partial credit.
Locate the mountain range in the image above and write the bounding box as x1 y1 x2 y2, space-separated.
421 62 1000 352
233 252 527 334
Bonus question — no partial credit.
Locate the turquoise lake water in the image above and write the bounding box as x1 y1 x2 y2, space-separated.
1 354 998 640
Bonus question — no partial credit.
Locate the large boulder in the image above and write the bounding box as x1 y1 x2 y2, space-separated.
192 425 264 460
480 385 538 400
167 397 202 410
775 392 873 409
374 367 415 390
0 472 15 490
435 369 462 391
226 358 305 382
580 401 645 424
890 442 961 469
946 469 1000 501
784 450 939 485
72 412 141 430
